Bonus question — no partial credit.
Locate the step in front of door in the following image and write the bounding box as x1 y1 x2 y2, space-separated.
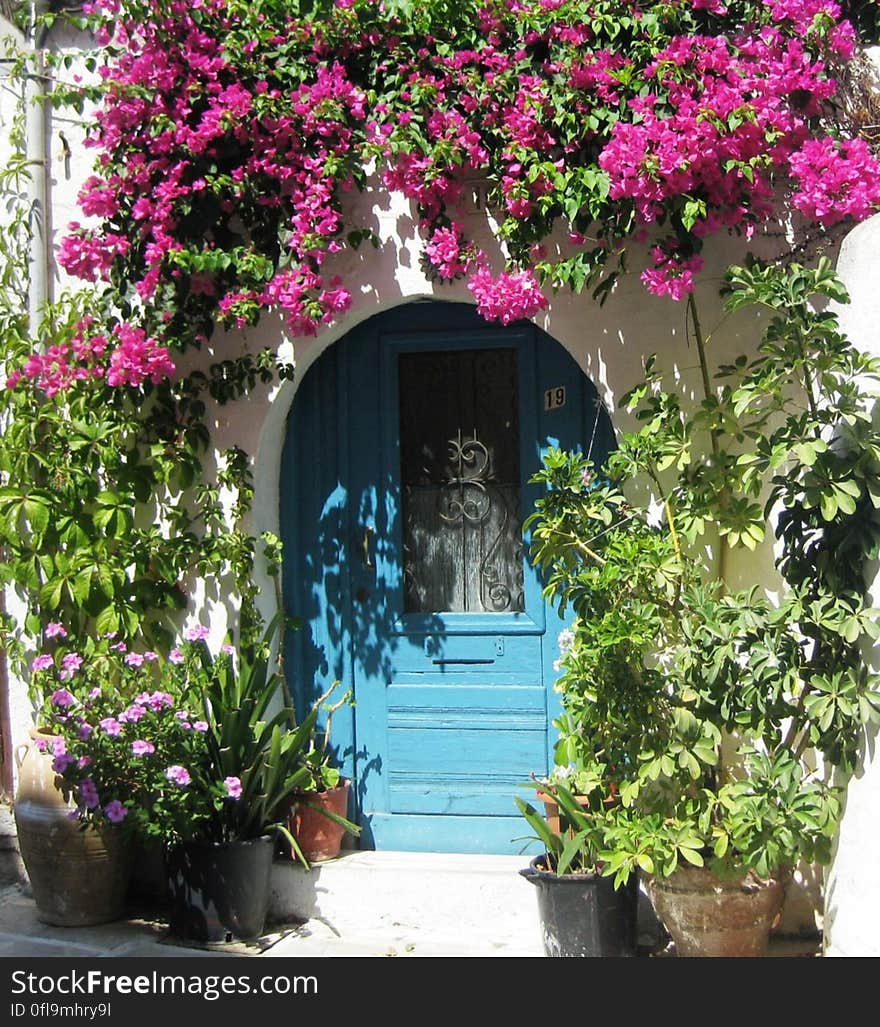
269 850 543 955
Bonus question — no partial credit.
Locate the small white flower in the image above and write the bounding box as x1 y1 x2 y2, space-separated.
557 628 575 655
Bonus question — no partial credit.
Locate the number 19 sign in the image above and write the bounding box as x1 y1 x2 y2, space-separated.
544 386 566 411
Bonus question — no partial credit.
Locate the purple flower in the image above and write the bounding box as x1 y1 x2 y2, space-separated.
192 721 209 733
221 643 235 655
224 776 242 799
104 800 127 823
88 687 101 700
51 688 76 708
45 622 67 639
99 717 122 737
168 648 185 664
52 752 75 773
143 651 159 662
79 778 99 809
78 723 94 741
77 755 93 769
131 739 155 756
119 704 146 723
165 765 191 787
124 652 145 667
184 625 210 642
61 652 83 672
146 691 173 710
31 654 54 672
34 738 48 753
51 736 67 757
111 641 127 652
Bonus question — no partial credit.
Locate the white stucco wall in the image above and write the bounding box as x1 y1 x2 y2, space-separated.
823 213 880 957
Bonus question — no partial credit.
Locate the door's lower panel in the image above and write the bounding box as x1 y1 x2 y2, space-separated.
382 681 547 818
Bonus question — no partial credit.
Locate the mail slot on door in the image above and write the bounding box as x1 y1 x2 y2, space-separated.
424 635 506 665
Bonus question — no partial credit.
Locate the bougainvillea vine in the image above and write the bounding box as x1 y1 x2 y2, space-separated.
8 0 880 392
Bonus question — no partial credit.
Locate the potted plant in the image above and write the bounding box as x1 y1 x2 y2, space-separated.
13 625 187 927
523 260 880 956
35 615 321 943
516 778 638 957
160 617 321 943
286 682 360 863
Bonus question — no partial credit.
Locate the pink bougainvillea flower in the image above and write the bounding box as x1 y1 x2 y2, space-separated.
467 265 549 325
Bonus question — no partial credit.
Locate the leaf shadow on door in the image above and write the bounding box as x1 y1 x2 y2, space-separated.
284 465 446 850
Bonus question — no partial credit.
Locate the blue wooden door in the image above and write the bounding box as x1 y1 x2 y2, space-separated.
281 302 613 854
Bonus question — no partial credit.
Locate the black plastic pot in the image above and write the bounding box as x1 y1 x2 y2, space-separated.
520 855 638 957
165 835 274 943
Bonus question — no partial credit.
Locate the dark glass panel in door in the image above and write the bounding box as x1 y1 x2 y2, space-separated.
399 347 524 614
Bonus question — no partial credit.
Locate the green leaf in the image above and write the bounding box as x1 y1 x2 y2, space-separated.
679 847 705 867
636 852 654 874
95 605 120 637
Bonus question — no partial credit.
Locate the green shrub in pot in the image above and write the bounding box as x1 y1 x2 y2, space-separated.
521 260 880 954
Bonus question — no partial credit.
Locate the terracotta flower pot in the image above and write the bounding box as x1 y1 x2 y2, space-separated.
288 779 352 863
13 731 132 927
647 865 786 957
536 790 596 836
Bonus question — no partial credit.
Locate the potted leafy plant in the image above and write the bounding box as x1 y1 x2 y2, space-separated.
161 616 321 942
516 778 638 957
35 614 321 943
522 260 880 956
286 682 360 863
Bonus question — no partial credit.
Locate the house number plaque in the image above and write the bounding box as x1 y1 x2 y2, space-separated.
544 386 566 411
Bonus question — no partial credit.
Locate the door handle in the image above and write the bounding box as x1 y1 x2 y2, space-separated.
361 525 374 569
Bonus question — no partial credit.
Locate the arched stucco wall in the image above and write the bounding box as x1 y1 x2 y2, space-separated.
823 212 880 957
